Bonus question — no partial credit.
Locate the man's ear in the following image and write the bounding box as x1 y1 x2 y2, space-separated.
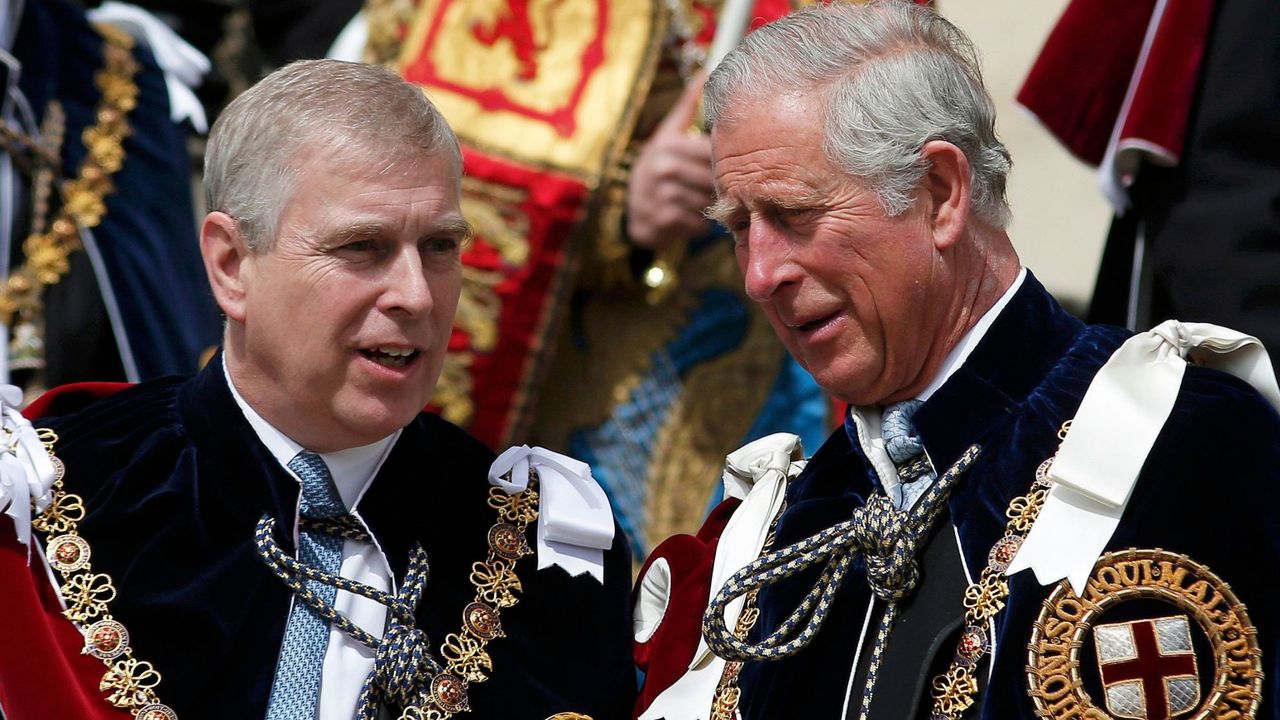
919 140 972 251
200 211 251 322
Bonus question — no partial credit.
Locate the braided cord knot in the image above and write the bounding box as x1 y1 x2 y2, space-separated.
358 544 439 717
256 515 441 719
701 445 981 669
855 493 921 603
362 622 438 713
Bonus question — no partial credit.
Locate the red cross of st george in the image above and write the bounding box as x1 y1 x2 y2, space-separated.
1099 620 1197 720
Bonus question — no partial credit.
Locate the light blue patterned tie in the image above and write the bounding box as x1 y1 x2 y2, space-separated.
882 400 936 510
267 451 346 719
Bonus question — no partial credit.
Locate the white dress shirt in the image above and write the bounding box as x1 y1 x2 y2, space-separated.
849 267 1028 507
224 359 399 719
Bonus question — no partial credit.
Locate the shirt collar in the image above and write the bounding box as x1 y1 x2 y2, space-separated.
845 267 1027 494
222 355 399 510
916 266 1027 402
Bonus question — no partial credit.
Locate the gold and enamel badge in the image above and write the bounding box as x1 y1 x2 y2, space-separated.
1028 548 1262 719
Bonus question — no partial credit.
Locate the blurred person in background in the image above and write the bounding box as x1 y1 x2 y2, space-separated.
1021 0 1280 375
0 0 219 401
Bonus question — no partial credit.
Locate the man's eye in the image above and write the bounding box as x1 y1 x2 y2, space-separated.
343 239 375 252
727 220 751 248
424 236 461 254
725 215 749 234
781 207 815 223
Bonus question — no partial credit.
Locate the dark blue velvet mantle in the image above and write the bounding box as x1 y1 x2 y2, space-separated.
732 273 1280 719
36 359 637 719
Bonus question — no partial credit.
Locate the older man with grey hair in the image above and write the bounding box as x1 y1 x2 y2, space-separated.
631 3 1280 719
0 59 635 719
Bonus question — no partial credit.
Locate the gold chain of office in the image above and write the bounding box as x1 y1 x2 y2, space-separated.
0 22 138 327
27 426 184 719
926 420 1071 718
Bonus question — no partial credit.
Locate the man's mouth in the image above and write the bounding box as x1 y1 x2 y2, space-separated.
360 347 420 368
799 316 829 332
793 312 838 333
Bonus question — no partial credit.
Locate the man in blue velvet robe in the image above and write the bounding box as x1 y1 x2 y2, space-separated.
631 3 1279 719
0 59 634 719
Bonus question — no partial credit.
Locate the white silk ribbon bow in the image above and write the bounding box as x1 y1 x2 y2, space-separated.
0 384 58 560
488 446 614 583
87 2 212 132
1007 320 1280 594
640 433 805 720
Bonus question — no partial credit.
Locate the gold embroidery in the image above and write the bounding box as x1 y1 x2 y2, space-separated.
643 254 785 548
427 0 600 110
532 267 693 442
926 418 1263 720
455 267 500 344
461 180 531 265
434 353 476 428
363 0 417 67
369 0 668 444
533 239 787 550
432 179 533 428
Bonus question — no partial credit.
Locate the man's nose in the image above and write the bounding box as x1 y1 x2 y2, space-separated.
381 248 433 315
740 225 796 302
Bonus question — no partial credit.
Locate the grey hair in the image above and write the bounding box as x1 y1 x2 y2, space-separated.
705 1 1012 228
204 59 463 251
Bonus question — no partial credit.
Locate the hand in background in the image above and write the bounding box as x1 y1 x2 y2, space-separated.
626 77 715 251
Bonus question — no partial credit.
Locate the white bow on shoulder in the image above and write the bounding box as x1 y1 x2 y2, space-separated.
0 385 59 560
489 446 615 583
1008 320 1280 594
639 432 806 720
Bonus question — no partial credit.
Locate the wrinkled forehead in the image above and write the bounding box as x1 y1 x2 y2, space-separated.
710 89 823 157
300 129 457 175
278 139 463 215
709 93 829 192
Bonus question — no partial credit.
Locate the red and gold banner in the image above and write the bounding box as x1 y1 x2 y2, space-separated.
380 0 666 446
400 0 664 178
